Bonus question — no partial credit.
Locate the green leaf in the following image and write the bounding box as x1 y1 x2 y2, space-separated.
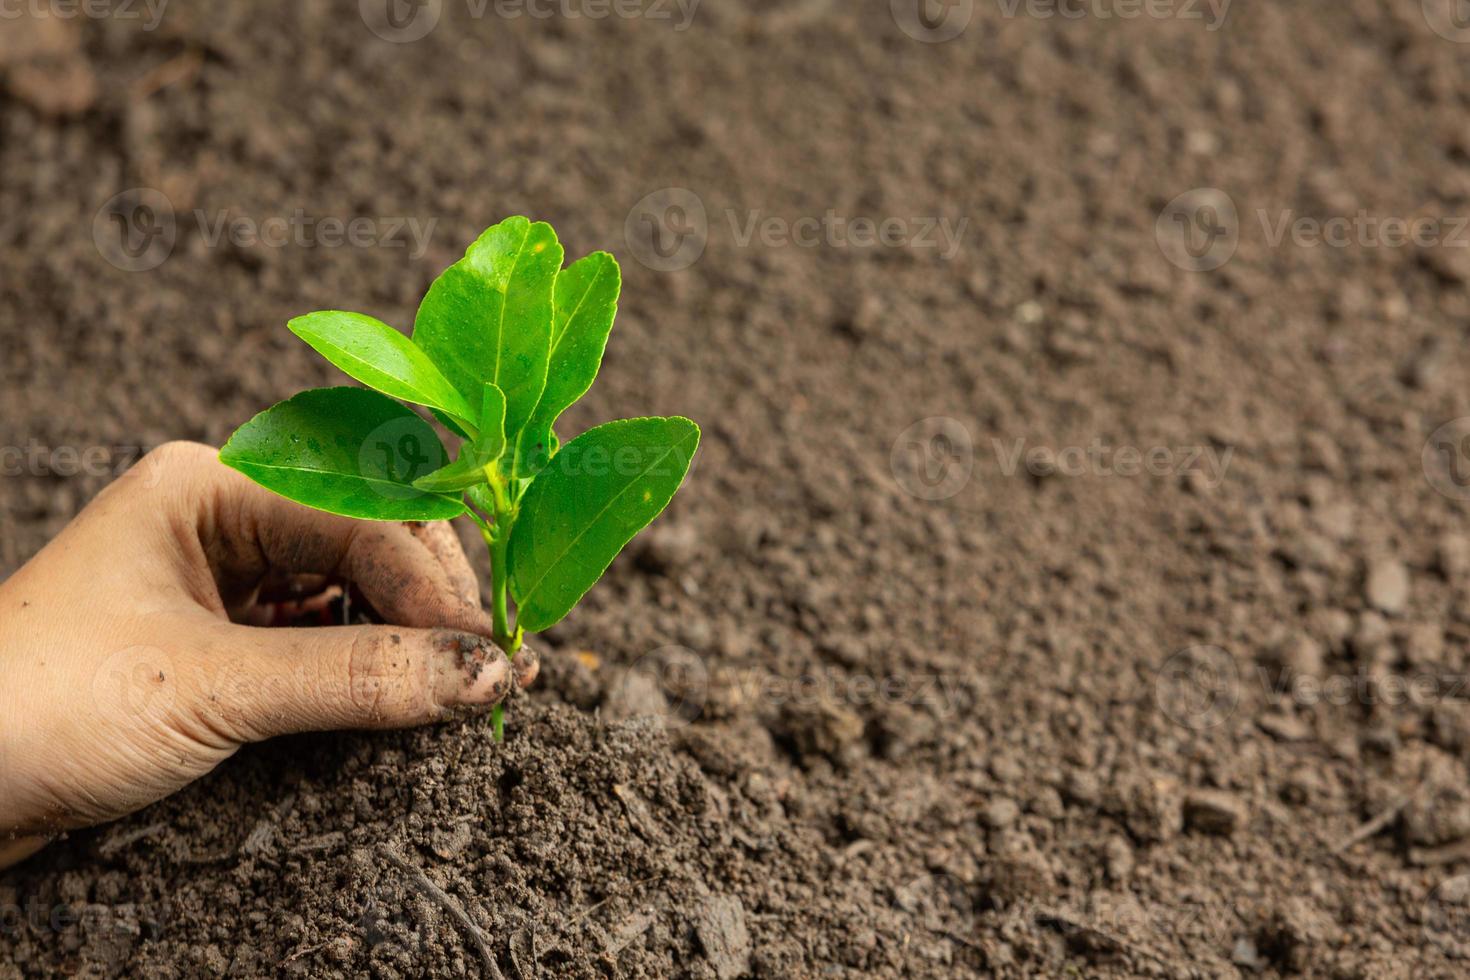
220 387 465 521
509 416 700 632
413 384 509 493
288 311 476 423
430 408 475 441
412 216 563 450
514 251 621 477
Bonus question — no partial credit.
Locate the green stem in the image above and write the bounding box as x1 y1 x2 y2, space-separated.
487 528 519 652
478 484 521 743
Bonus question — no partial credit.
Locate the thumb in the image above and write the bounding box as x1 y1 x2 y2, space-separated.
196 624 539 740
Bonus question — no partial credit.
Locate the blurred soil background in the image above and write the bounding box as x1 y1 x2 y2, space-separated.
6 0 1470 975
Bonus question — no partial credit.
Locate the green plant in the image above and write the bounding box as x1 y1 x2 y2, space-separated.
219 216 700 739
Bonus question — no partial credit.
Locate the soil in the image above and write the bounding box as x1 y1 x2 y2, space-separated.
5 0 1470 976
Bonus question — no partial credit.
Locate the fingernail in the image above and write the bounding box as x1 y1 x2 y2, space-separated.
511 643 540 689
434 632 513 707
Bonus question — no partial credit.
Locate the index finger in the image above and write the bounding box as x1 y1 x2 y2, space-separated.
179 445 496 639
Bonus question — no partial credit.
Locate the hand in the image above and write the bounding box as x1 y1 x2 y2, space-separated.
0 442 537 868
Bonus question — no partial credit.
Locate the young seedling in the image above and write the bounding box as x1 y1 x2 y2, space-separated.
219 216 700 739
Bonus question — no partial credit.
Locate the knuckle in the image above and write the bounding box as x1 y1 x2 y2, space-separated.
125 441 215 496
145 440 214 471
339 632 430 724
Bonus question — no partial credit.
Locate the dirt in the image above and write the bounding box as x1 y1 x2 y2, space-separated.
5 0 1470 976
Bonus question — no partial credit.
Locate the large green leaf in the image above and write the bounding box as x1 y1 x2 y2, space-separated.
413 384 509 493
288 311 476 424
513 251 620 477
220 387 465 521
412 216 563 450
509 416 700 632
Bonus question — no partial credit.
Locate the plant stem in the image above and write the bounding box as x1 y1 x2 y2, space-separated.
478 484 521 743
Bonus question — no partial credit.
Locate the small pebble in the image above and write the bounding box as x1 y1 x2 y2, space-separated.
1365 558 1410 615
984 797 1021 830
1184 789 1247 836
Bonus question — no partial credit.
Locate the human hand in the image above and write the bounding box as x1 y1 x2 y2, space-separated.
0 442 538 868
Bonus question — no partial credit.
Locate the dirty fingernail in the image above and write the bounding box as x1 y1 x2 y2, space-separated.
435 632 513 707
511 643 540 689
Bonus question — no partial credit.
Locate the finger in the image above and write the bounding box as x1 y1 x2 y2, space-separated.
407 521 481 607
511 642 541 689
242 586 345 628
200 624 531 740
182 452 494 638
230 571 333 624
255 571 331 605
337 523 494 636
0 836 48 871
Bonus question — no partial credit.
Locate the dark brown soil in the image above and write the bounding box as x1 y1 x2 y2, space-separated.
6 0 1470 976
